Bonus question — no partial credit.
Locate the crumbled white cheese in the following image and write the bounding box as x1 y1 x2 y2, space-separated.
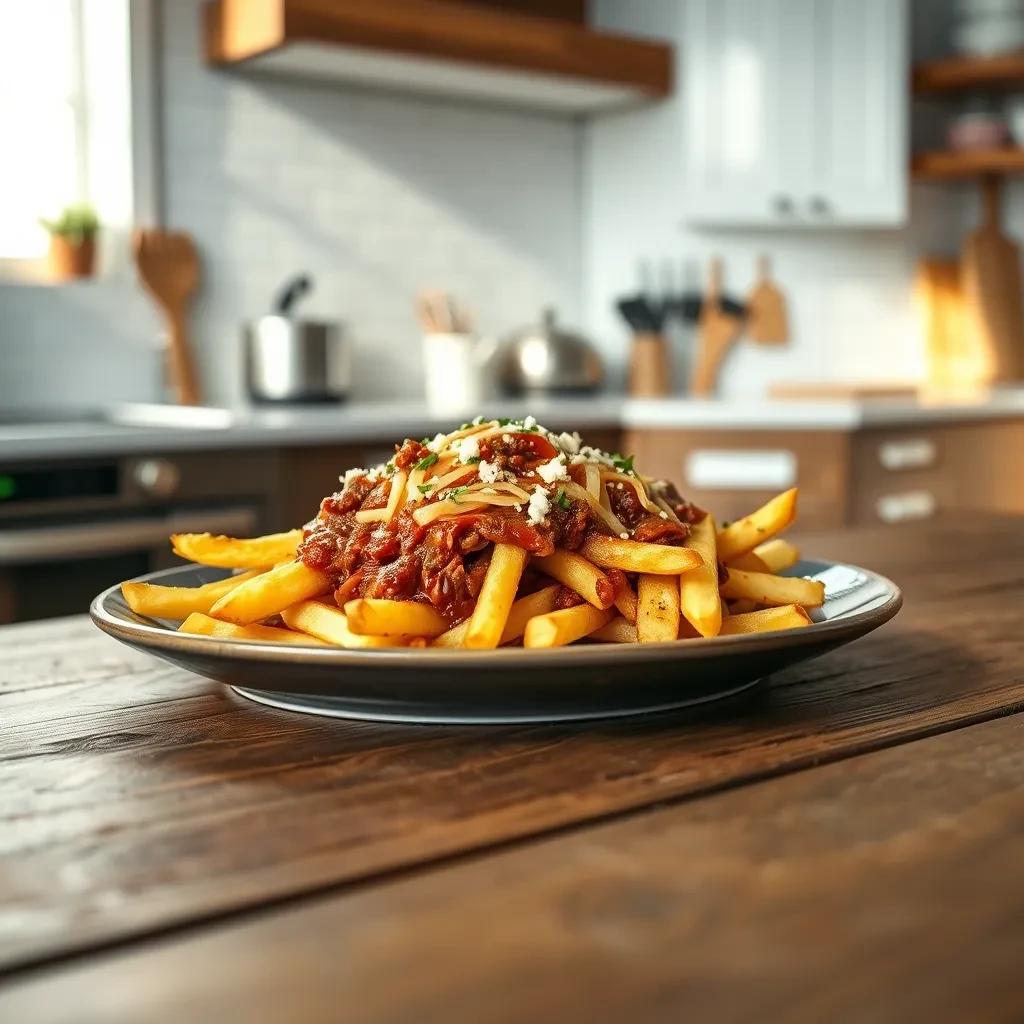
340 467 366 487
477 459 500 483
426 432 448 453
472 414 485 425
501 433 513 443
555 431 581 455
527 485 551 525
569 445 618 468
536 454 569 484
619 532 629 539
522 414 537 431
659 510 668 520
455 435 480 464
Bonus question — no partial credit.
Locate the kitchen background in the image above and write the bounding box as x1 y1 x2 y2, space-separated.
2 0 1024 622
0 0 991 404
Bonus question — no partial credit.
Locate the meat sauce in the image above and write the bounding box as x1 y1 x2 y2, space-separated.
298 432 704 624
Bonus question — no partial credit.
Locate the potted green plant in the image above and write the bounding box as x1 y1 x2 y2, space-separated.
39 205 100 280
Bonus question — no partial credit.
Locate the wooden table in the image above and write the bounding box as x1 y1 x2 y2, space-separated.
1 514 1023 1023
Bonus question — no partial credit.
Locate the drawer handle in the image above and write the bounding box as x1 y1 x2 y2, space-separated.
685 450 797 490
878 439 936 471
876 490 936 524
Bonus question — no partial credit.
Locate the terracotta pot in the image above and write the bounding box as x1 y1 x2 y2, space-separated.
47 234 97 280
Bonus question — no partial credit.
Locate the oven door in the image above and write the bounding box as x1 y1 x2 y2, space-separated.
0 506 259 624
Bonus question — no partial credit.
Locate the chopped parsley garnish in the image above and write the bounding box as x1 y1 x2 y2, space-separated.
420 436 431 444
496 417 515 426
416 483 434 494
612 454 635 474
414 452 439 471
554 489 572 511
447 486 470 502
465 455 481 464
383 460 396 476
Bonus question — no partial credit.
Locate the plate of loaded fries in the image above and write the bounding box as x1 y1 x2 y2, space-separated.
92 416 901 724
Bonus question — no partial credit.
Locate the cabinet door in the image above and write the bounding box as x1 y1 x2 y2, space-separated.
802 0 908 226
684 0 786 225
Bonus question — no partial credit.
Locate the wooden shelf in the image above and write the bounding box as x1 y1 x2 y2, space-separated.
204 0 673 114
913 51 1024 94
912 149 1024 180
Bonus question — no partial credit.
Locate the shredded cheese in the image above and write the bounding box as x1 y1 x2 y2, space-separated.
527 485 551 525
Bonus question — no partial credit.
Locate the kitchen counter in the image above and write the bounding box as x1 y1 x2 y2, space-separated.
3 390 1024 462
2 515 1024 1020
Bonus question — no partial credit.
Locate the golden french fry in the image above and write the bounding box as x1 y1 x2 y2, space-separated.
679 513 722 638
209 560 330 625
728 538 800 574
718 604 812 636
281 601 407 648
171 529 303 568
614 578 638 624
464 543 529 649
716 488 798 562
580 535 703 575
589 616 638 644
523 603 614 649
178 612 327 646
534 550 614 609
636 574 681 643
121 569 262 619
728 598 759 615
433 584 560 648
343 598 449 638
720 567 825 608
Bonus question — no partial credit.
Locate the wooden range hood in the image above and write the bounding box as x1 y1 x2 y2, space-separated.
204 0 673 113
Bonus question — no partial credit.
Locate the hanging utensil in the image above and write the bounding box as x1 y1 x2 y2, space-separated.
133 229 202 406
747 255 789 345
691 257 744 397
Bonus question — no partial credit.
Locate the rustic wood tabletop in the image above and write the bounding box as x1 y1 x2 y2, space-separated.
1 514 1022 1023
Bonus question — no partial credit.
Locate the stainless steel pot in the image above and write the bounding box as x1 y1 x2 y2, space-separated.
498 308 604 396
244 316 351 404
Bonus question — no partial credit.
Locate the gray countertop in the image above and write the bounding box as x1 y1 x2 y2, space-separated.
3 390 1024 462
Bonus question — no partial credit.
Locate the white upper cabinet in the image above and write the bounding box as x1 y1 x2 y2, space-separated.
683 0 907 227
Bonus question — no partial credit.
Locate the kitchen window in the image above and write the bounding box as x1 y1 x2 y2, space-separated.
0 0 159 280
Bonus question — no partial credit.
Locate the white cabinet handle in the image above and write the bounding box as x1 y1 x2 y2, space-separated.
686 450 797 490
772 195 795 216
808 195 831 216
878 438 937 471
876 490 937 524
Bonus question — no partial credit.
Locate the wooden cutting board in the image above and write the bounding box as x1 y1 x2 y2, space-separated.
747 255 788 345
961 177 1024 383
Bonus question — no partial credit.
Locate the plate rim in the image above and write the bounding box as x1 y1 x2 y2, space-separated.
90 558 903 668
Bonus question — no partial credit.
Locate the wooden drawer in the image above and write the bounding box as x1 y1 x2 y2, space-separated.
622 428 850 530
850 421 1024 526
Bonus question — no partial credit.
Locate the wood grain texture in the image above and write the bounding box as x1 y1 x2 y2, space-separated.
1 516 1024 975
5 712 1024 1024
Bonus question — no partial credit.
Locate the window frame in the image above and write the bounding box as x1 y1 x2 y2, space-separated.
0 0 162 283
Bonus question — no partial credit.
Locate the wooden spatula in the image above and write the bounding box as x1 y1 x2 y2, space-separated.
961 176 1024 384
133 229 202 405
691 258 743 397
747 255 788 345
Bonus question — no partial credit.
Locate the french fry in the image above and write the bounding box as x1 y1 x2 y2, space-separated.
728 538 800 574
433 584 560 648
464 543 529 649
718 604 812 636
179 612 327 646
534 550 614 609
523 603 614 649
281 601 407 648
636 574 681 643
589 616 638 644
580 535 702 575
720 567 825 608
171 529 302 568
613 577 638 624
209 560 330 625
121 569 262 619
716 488 798 562
343 598 449 638
679 513 722 638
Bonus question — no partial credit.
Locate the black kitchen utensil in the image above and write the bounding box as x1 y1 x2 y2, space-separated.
274 274 313 316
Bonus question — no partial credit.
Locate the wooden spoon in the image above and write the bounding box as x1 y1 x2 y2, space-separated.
133 229 202 405
691 258 743 397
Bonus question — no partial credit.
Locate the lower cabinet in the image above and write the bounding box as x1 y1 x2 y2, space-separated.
624 421 1024 530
